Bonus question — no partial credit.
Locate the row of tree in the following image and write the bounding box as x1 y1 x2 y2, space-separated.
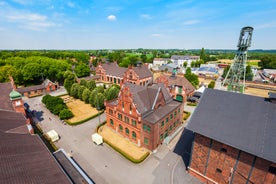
63 71 120 110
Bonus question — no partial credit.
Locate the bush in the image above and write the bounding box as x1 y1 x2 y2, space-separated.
59 109 73 120
187 102 197 106
183 111 191 120
53 104 66 115
208 81 215 88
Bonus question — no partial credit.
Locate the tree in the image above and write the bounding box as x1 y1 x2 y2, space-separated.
64 71 76 93
70 83 80 98
200 48 206 63
74 63 90 77
185 67 199 87
22 63 42 82
96 93 105 110
245 65 254 81
208 81 215 88
104 86 120 101
78 85 86 99
82 88 91 103
95 86 104 94
59 109 73 120
87 80 96 91
183 62 188 68
89 90 97 107
80 79 88 87
53 104 66 115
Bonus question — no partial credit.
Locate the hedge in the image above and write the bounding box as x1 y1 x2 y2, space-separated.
183 111 191 120
34 124 58 152
96 121 107 133
103 138 150 164
187 102 197 106
65 110 104 126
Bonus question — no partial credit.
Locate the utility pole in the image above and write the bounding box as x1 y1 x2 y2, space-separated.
222 26 254 93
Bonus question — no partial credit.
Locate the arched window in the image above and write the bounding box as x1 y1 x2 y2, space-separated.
125 128 129 135
119 124 123 132
110 119 114 126
132 131 136 139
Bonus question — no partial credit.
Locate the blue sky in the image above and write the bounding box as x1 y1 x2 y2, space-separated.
0 0 276 50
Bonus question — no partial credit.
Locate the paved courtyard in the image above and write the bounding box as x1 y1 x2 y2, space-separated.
24 88 201 184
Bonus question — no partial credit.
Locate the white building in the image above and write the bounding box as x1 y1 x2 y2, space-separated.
153 58 171 67
171 55 200 68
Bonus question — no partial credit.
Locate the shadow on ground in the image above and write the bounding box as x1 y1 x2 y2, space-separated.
34 111 44 122
173 128 194 169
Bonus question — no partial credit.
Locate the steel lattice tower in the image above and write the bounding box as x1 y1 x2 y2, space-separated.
222 26 254 93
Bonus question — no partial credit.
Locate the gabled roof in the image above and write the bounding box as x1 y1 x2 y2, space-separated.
0 82 14 111
123 82 172 116
187 89 276 163
100 62 127 77
0 110 71 184
156 74 195 95
132 65 153 79
16 79 55 94
17 84 45 93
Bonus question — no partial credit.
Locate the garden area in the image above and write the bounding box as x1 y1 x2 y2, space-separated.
98 125 150 164
60 95 102 125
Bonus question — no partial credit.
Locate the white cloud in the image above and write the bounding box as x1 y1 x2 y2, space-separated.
183 20 200 25
255 23 276 30
105 6 122 13
107 15 116 21
11 0 30 5
140 14 152 20
67 2 75 8
6 13 47 21
151 33 162 37
5 11 56 31
0 1 7 6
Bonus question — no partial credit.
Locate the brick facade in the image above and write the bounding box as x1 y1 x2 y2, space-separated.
155 74 195 102
105 83 183 151
96 63 153 87
189 134 276 184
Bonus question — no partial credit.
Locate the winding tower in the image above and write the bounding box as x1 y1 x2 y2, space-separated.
222 26 254 93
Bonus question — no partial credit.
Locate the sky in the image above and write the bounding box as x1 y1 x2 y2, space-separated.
0 0 276 50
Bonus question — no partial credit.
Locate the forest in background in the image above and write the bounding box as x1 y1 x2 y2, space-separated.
0 49 275 86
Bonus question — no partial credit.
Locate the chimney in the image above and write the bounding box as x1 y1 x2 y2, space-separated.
9 76 16 89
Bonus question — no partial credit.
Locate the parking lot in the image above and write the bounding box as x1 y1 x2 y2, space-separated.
24 88 201 184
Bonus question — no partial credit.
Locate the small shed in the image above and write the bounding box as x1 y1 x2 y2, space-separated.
46 130 59 142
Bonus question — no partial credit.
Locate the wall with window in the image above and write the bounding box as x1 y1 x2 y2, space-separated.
190 133 276 184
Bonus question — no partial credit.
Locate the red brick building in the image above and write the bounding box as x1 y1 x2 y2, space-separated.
105 82 183 151
155 74 195 102
16 79 59 97
187 89 276 184
96 62 153 86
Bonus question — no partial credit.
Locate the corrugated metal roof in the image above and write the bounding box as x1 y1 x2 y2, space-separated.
187 88 276 163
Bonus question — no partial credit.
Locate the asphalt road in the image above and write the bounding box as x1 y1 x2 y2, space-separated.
24 88 201 184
